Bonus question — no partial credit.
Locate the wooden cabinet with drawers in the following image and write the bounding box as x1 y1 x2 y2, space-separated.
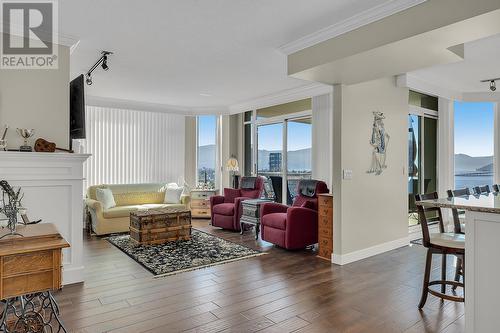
317 194 333 261
190 189 217 219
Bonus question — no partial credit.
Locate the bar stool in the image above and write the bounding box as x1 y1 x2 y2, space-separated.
415 192 465 308
446 188 469 235
473 185 490 195
447 188 469 289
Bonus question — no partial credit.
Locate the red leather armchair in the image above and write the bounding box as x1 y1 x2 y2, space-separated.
210 176 265 231
261 180 329 249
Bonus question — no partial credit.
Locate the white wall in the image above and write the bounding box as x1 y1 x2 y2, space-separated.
333 77 409 263
84 105 185 187
0 44 70 149
312 93 333 189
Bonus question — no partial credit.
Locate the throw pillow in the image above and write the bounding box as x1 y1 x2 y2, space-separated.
96 188 116 210
165 186 183 204
301 200 315 210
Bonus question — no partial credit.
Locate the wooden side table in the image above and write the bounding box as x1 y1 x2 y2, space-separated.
0 223 69 332
190 189 217 219
240 199 273 240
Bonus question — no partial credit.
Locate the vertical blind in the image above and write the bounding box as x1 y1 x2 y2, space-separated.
84 106 186 188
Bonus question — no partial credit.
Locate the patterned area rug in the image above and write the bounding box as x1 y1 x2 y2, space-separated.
107 229 264 277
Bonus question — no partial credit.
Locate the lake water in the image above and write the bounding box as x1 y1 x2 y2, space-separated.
455 175 494 189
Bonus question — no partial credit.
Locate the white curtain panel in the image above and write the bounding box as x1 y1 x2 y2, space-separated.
84 106 186 188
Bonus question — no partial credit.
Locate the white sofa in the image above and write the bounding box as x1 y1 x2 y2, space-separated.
85 183 190 235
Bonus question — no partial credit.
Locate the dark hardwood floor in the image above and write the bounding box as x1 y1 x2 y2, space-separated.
56 220 464 333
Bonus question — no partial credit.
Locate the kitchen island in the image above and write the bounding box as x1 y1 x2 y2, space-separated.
417 194 500 333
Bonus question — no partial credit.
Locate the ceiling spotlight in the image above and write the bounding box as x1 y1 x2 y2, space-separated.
480 77 500 92
85 74 92 85
102 55 109 71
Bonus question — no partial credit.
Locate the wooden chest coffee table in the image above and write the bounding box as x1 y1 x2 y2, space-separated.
130 208 192 245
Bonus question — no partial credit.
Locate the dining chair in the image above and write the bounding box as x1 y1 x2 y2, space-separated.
415 192 465 308
473 185 490 195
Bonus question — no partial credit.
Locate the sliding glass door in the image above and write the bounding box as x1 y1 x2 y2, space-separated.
254 116 312 204
408 112 437 226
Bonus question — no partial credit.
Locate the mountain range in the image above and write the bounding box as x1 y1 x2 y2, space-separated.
198 145 311 171
455 153 493 172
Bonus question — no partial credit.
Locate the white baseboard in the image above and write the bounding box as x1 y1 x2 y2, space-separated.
63 266 85 285
331 236 409 265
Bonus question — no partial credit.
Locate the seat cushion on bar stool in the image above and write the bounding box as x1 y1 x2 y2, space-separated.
430 233 465 249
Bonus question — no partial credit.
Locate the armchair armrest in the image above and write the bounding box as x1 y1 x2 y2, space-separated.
287 207 317 226
286 207 319 249
261 202 289 216
210 195 225 207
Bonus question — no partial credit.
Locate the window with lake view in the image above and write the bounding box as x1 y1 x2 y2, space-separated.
454 101 494 190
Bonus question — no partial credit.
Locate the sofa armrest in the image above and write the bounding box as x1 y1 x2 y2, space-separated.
85 198 103 214
261 202 289 216
181 194 190 207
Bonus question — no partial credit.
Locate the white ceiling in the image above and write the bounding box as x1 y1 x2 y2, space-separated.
61 0 392 110
410 33 500 94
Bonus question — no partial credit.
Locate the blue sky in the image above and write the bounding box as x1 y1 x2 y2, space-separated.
454 101 494 157
198 116 312 151
257 121 312 151
198 115 216 146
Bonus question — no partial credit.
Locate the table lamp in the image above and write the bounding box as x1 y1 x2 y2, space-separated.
226 157 239 188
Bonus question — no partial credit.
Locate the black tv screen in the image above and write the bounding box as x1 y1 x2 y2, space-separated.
69 74 86 141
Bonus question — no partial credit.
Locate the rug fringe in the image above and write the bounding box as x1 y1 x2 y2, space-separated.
153 252 268 278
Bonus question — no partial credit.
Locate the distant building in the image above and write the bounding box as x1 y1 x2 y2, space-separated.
269 152 282 172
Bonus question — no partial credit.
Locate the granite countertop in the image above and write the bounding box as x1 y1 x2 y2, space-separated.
417 194 500 214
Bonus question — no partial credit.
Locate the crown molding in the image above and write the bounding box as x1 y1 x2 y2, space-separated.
228 83 333 114
85 95 230 116
396 74 462 101
279 0 427 55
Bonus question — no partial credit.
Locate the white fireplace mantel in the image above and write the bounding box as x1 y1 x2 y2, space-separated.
0 151 90 285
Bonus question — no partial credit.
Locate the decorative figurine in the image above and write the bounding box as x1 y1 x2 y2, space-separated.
367 111 390 175
0 180 24 239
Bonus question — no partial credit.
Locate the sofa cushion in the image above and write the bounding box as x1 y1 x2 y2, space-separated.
103 203 186 218
114 191 164 206
262 213 287 230
103 205 140 218
96 188 116 209
213 203 235 216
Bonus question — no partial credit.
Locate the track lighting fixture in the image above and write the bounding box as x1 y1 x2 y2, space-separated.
85 51 113 85
480 77 500 92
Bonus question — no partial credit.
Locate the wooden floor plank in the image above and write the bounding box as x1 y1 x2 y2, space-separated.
54 220 464 333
